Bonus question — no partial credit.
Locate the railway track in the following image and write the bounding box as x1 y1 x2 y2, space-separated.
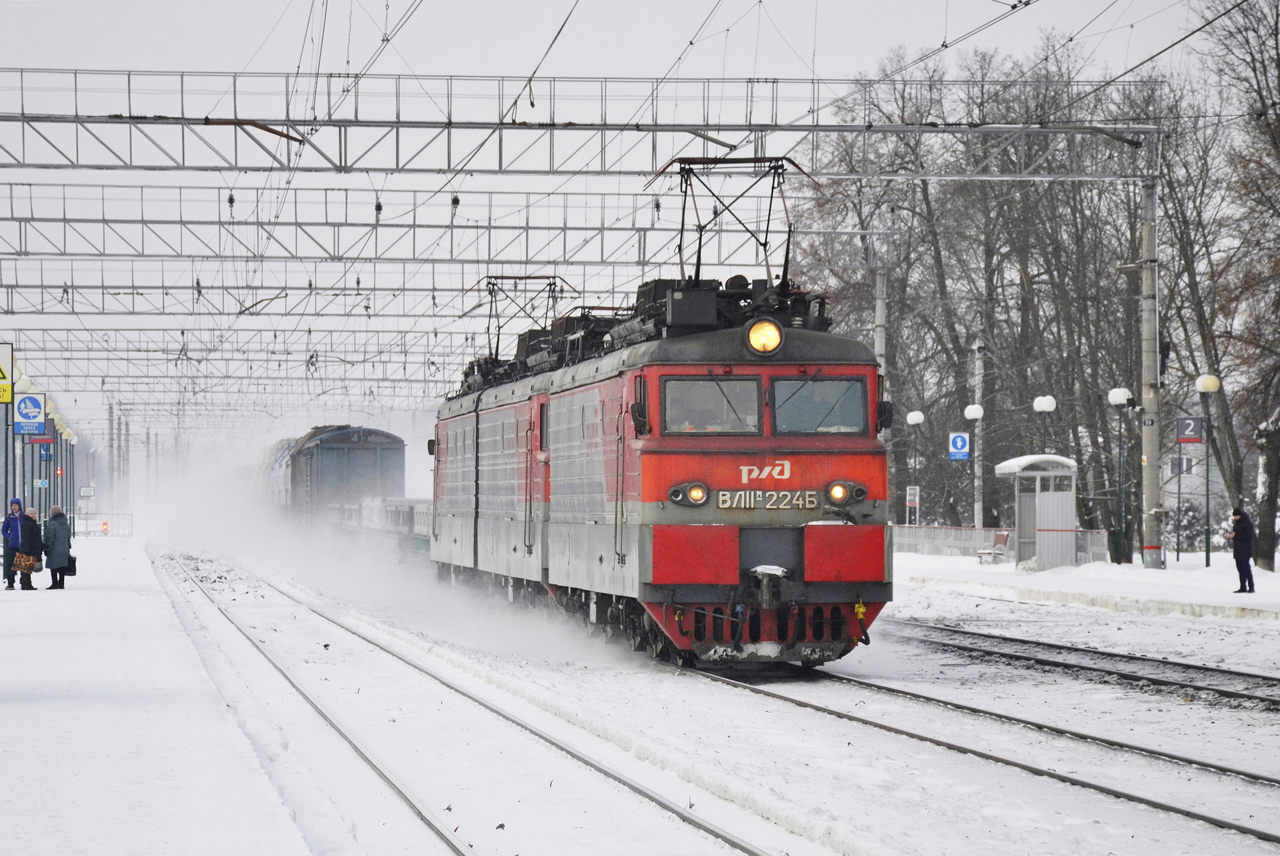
887 618 1280 706
680 665 1280 847
184 554 1280 851
170 557 776 856
810 669 1280 787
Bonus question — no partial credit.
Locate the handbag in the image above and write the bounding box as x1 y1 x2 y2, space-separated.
13 553 36 574
64 555 77 577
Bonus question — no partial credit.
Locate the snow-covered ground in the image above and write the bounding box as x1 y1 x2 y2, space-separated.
4 529 1278 856
896 551 1280 621
0 538 311 856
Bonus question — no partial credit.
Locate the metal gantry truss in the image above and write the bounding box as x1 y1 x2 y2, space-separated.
8 326 470 388
0 71 1160 179
0 68 1162 441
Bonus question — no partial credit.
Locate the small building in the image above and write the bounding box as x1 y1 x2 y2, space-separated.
994 454 1079 572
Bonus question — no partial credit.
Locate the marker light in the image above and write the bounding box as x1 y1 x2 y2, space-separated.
828 483 849 503
687 484 707 504
746 318 783 355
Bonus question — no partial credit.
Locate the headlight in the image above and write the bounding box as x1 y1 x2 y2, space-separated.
827 481 868 505
746 318 783 355
669 483 710 506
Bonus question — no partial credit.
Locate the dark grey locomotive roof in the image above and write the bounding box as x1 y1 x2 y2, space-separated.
439 328 876 420
289 425 405 455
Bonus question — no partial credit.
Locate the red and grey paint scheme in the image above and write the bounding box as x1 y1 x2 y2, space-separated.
431 326 891 665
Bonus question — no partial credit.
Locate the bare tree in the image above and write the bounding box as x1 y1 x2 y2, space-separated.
1202 0 1280 570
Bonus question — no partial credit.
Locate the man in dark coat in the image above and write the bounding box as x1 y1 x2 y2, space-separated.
1230 508 1256 594
42 505 71 590
2 497 22 590
16 507 42 591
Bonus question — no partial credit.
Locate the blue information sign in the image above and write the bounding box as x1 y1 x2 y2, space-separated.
949 432 971 461
14 393 45 435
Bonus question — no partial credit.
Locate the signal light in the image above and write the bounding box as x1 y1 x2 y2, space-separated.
746 318 783 355
101 521 109 534
55 468 63 477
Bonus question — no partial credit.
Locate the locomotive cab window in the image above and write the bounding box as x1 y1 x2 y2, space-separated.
772 377 869 435
661 377 761 434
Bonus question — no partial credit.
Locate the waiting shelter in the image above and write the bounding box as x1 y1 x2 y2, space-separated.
994 454 1079 572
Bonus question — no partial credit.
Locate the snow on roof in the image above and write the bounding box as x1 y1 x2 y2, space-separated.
994 454 1078 476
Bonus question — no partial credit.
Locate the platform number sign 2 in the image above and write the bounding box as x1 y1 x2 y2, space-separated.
1175 417 1203 444
948 432 971 461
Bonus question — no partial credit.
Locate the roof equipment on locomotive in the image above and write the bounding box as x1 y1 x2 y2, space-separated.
432 158 892 665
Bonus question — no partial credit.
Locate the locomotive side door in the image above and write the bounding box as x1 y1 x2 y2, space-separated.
531 395 551 578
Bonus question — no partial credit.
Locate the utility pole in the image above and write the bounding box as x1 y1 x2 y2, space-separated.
1139 177 1165 569
123 418 131 510
107 403 115 502
874 266 887 373
972 343 985 530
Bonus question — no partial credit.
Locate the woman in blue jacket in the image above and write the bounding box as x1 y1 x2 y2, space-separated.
2 497 22 590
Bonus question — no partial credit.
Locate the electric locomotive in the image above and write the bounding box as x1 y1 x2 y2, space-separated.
431 269 892 665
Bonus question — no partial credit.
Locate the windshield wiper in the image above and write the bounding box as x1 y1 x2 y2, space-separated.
705 369 747 427
775 368 823 413
813 382 858 431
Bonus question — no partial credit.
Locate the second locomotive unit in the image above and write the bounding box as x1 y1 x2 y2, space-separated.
431 266 893 666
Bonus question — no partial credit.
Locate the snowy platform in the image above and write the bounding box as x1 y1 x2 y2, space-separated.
896 551 1280 619
0 537 309 856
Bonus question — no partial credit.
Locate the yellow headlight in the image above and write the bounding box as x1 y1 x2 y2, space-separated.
747 318 783 354
828 483 849 503
687 485 707 503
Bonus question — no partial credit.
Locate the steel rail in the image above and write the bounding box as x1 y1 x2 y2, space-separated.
810 670 1280 788
171 562 472 856
887 621 1280 706
889 618 1280 685
678 667 1280 846
240 571 776 856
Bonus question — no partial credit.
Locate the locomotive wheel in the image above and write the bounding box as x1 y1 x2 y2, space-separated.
647 624 671 661
625 619 648 652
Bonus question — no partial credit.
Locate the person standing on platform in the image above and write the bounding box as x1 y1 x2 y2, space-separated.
16 507 42 591
2 498 22 590
1230 508 1256 594
43 505 71 590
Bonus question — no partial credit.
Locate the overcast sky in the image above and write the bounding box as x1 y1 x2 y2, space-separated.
0 1 1201 82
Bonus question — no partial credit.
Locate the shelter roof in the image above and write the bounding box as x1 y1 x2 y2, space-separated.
994 454 1078 476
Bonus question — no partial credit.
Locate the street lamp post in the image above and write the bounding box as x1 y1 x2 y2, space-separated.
1109 387 1135 563
965 404 984 530
906 410 924 525
1195 374 1220 569
1032 395 1057 454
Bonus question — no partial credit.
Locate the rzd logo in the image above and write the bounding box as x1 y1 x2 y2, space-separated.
739 460 791 483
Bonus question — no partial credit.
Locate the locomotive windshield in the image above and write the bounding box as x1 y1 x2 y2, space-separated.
773 378 868 435
662 377 760 434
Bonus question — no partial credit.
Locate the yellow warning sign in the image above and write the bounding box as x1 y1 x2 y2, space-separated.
0 385 9 404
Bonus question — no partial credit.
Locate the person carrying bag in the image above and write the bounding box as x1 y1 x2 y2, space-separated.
16 508 43 590
42 506 72 590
